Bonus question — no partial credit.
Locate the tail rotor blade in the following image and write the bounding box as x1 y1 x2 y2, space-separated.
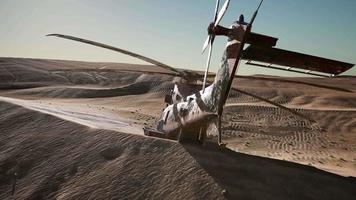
202 0 220 54
202 40 214 92
202 35 211 54
213 0 220 21
214 0 230 27
202 0 229 91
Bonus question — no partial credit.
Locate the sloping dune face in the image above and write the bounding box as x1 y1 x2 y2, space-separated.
0 57 356 199
1 103 356 200
0 101 224 200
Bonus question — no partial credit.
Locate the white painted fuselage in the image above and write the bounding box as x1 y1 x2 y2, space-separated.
157 21 249 137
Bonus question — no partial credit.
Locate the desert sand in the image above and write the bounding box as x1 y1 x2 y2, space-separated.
0 57 355 199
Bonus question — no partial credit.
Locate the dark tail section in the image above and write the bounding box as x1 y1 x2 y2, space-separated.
246 32 278 47
242 45 354 75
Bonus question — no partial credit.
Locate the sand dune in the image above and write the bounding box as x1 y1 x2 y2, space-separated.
1 57 356 199
1 101 356 199
0 96 143 135
0 101 223 199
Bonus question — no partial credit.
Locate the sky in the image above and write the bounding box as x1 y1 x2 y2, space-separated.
0 0 355 76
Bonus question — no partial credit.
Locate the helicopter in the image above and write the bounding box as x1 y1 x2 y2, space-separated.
47 0 354 146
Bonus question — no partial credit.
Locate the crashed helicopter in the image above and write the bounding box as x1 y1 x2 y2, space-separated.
47 0 354 146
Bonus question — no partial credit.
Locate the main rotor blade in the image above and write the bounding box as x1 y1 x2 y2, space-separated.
230 87 315 122
214 0 230 27
46 34 181 75
250 0 264 25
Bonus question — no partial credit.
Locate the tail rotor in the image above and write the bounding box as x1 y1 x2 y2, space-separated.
201 0 230 92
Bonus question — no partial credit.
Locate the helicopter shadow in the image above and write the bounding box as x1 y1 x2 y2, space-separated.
182 142 356 200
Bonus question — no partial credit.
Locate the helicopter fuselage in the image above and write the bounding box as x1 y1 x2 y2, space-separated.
151 20 249 142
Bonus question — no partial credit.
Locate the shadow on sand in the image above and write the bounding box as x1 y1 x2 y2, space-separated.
183 142 356 200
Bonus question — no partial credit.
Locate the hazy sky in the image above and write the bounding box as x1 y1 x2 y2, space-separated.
1 0 355 76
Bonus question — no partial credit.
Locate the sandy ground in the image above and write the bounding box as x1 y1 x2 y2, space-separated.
0 57 356 199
